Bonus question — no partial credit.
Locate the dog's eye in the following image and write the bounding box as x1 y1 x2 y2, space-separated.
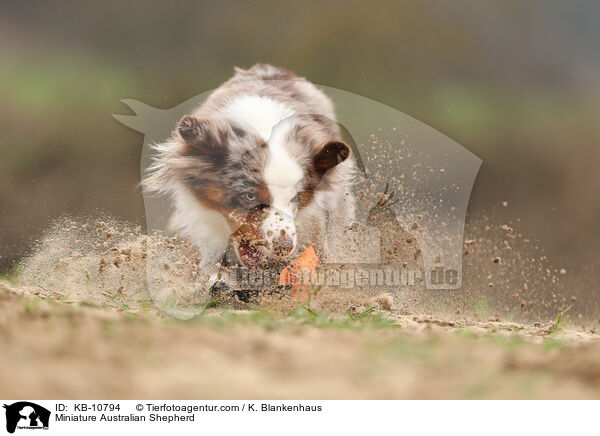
244 193 256 202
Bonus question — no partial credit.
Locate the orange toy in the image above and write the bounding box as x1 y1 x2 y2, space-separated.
279 245 319 300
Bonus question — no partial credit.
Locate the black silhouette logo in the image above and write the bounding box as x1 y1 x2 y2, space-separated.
3 402 50 434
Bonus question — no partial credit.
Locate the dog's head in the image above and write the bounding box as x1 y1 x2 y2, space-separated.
173 114 350 267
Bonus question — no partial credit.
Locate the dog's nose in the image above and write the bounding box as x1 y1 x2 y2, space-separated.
271 234 295 257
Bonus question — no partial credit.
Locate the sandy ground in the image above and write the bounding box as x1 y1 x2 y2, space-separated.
1 280 599 400
2 218 598 399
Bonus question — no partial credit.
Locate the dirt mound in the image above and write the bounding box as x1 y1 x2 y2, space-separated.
14 214 595 328
15 217 412 318
18 217 211 314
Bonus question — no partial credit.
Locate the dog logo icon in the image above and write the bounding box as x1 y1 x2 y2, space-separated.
3 402 50 434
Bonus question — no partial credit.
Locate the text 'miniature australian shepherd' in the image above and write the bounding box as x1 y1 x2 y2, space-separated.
145 64 356 274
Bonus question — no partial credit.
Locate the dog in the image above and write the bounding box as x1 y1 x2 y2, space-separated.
145 64 356 275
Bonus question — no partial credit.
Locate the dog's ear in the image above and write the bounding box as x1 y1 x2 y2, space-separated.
178 115 204 142
313 141 350 176
177 115 227 161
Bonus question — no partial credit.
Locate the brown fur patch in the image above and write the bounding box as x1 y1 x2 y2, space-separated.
297 190 315 209
199 183 227 207
313 141 351 176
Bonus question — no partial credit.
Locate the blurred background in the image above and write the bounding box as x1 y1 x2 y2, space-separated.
1 0 599 288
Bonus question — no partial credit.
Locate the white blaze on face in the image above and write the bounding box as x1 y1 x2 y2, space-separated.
262 118 303 255
223 95 302 256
